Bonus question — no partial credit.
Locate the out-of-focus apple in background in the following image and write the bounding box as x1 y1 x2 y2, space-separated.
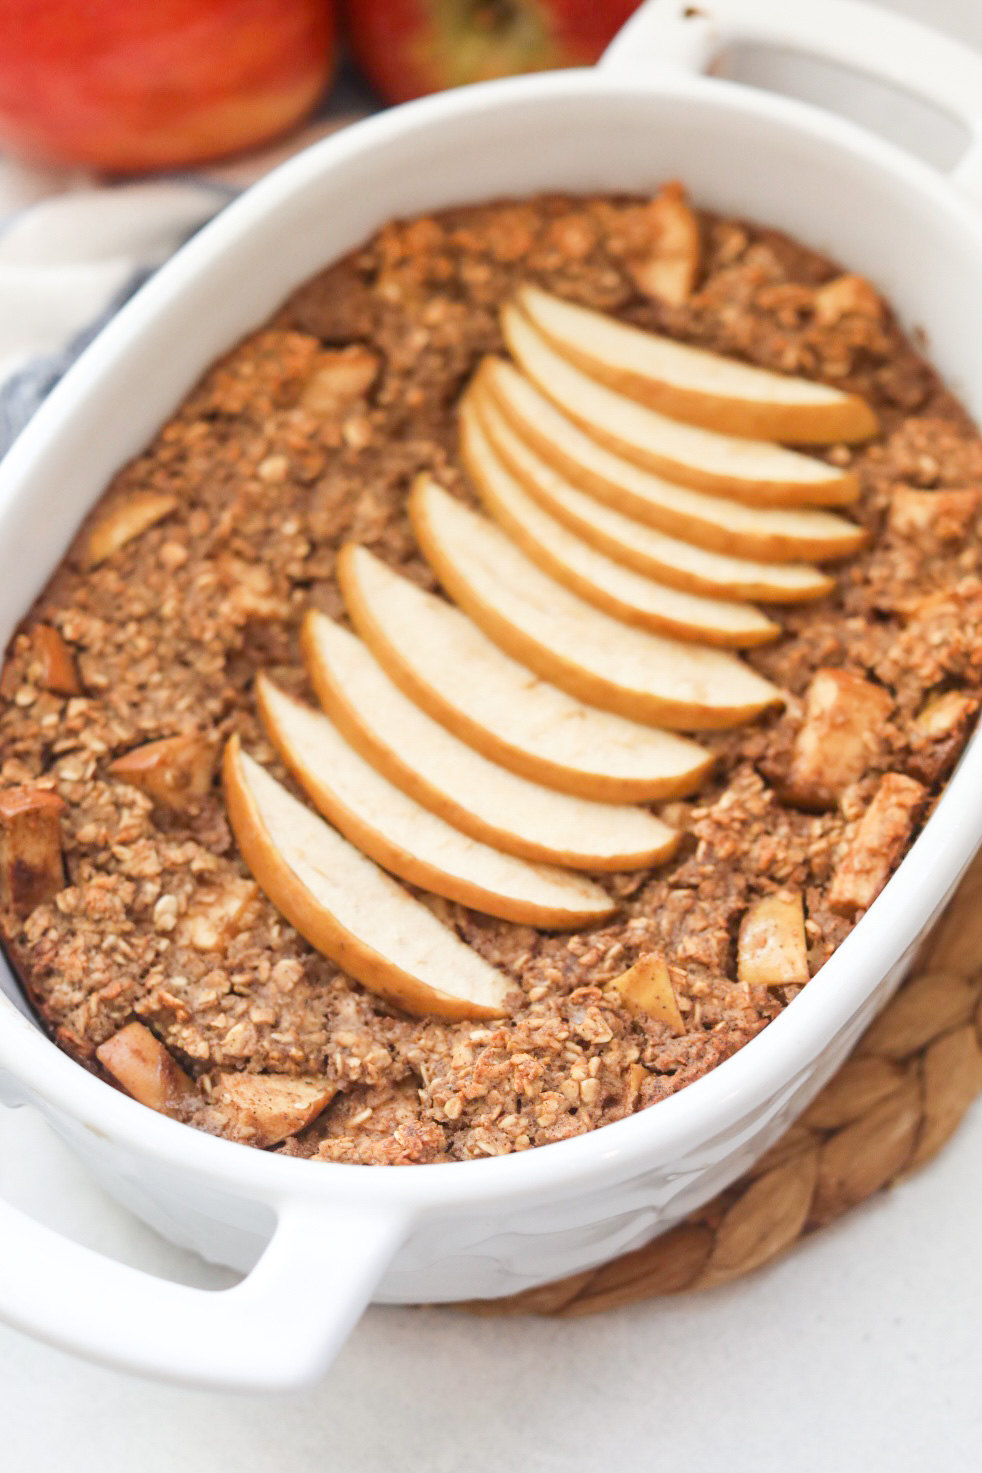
344 0 642 105
0 0 646 175
0 0 337 173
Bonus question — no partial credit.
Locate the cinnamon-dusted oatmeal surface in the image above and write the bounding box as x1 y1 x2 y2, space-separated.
2 190 981 1164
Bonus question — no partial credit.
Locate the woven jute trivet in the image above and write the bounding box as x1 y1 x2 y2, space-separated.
459 850 982 1319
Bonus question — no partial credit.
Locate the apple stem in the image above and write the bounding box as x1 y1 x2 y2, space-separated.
471 0 518 35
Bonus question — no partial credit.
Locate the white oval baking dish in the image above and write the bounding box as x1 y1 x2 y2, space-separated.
2 0 982 1393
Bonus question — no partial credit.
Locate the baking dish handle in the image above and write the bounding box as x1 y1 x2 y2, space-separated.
600 0 982 209
0 1193 407 1391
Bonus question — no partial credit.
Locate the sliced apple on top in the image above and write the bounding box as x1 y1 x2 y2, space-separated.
256 677 617 930
461 398 779 649
479 357 866 564
303 611 678 871
502 304 859 508
517 284 878 445
473 380 834 600
409 477 783 732
338 545 712 801
223 738 511 1021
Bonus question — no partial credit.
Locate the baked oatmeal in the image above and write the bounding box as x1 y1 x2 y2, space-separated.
2 186 980 1164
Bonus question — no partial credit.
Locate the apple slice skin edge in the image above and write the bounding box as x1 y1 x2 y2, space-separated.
408 485 784 733
255 678 619 929
517 284 879 445
469 377 837 601
337 544 715 802
460 399 781 650
301 613 678 871
476 360 868 565
502 304 862 508
223 736 509 1022
542 336 879 446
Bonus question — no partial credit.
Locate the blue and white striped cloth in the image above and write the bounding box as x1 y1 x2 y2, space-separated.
0 173 229 456
0 84 371 460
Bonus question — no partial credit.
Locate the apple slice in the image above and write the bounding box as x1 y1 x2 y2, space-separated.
257 677 619 929
303 611 678 871
517 284 878 444
461 399 779 648
338 546 713 801
479 357 866 564
502 304 859 507
472 382 834 600
409 478 783 731
223 737 510 1021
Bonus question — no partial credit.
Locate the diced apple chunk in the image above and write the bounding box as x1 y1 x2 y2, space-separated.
0 787 66 916
212 1072 335 1147
626 1062 647 1109
96 1021 197 1114
910 690 978 784
177 876 258 951
915 689 976 742
738 892 810 988
301 345 379 416
786 668 894 809
814 274 883 326
829 773 927 916
609 952 685 1034
221 558 288 622
109 731 217 813
83 491 177 568
888 486 980 542
626 183 702 306
32 625 81 695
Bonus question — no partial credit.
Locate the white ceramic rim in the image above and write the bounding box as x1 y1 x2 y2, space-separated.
2 47 982 1221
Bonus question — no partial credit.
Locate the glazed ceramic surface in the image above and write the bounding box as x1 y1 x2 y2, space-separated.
2 0 982 1391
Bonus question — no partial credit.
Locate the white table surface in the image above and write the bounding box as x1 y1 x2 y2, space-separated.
3 1 982 1468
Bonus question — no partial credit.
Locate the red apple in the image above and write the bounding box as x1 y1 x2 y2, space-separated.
344 0 642 105
0 0 337 173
